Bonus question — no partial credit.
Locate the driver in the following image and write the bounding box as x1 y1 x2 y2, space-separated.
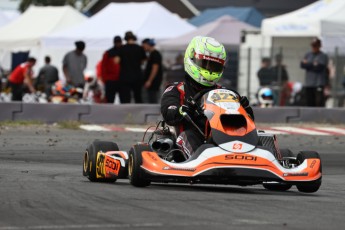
161 36 254 159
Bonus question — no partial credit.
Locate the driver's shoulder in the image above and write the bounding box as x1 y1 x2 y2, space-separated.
163 82 184 94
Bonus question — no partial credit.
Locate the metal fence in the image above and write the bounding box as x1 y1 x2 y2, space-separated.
238 46 345 107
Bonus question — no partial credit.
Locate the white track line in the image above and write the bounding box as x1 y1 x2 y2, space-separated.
259 129 290 135
271 126 330 136
316 127 345 135
125 127 154 132
80 125 345 136
79 125 111 131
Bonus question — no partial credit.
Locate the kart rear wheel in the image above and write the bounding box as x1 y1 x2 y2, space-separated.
296 151 322 193
83 140 119 182
280 149 294 158
263 183 292 191
128 144 151 187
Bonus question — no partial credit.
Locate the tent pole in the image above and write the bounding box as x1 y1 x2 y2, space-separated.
247 48 251 98
277 46 283 106
332 47 339 108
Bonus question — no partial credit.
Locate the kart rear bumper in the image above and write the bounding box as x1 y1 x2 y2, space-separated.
141 165 322 186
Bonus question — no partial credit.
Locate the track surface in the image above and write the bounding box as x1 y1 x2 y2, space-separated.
0 125 344 230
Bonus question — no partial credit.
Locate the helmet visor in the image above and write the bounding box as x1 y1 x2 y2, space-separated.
194 54 224 73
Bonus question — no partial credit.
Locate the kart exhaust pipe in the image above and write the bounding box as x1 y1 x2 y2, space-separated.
151 138 174 152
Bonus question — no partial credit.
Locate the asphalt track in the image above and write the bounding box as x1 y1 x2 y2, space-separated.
0 125 344 230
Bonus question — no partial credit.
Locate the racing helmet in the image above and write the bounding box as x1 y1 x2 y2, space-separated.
184 36 226 87
257 87 274 107
84 70 96 85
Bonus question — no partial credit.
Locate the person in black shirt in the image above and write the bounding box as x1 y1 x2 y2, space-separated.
115 31 146 103
271 54 290 105
36 56 59 98
257 57 273 86
142 38 163 103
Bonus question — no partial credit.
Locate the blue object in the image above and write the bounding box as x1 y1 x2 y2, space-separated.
189 7 264 28
11 51 29 71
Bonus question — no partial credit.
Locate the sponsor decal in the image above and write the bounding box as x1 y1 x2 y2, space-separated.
163 166 196 172
310 160 316 169
283 172 308 177
225 154 257 161
195 54 225 64
96 152 106 178
105 158 121 175
210 92 239 103
168 105 177 110
232 143 243 150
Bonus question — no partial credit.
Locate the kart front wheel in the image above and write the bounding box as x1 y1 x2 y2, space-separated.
83 140 119 182
263 183 292 191
296 178 322 193
128 144 151 187
296 151 322 193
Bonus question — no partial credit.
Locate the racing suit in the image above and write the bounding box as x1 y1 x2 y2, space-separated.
161 75 254 157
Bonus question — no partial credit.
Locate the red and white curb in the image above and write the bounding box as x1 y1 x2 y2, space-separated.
80 124 345 136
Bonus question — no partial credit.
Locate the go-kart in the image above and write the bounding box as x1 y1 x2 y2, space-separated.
83 88 322 193
50 81 83 103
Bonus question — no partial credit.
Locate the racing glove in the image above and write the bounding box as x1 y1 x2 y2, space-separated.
240 96 255 120
179 105 193 117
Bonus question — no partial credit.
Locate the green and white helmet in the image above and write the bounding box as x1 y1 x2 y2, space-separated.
184 36 226 87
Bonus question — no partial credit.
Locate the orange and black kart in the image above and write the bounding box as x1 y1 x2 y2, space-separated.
83 89 322 193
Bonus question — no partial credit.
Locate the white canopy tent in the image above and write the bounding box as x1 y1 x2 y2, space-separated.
262 0 345 49
0 10 19 28
0 6 86 71
42 2 196 49
159 15 257 50
41 2 196 75
0 6 86 50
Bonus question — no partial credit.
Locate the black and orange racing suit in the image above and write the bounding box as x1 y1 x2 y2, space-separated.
161 76 254 157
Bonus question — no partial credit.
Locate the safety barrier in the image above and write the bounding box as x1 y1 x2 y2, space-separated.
0 102 344 124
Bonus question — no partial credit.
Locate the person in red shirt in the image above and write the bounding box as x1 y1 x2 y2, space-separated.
101 36 122 103
8 57 36 101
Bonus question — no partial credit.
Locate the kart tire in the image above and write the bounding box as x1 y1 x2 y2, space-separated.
83 140 119 182
296 178 322 193
296 151 320 164
128 144 151 187
296 151 322 193
280 149 294 158
263 183 292 191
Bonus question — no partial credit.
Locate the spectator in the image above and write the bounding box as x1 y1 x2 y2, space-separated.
142 38 163 103
300 38 329 107
62 40 87 87
36 56 59 99
115 31 146 103
101 36 122 103
83 70 105 103
257 57 273 86
8 57 36 101
0 65 5 91
165 54 184 86
271 54 290 105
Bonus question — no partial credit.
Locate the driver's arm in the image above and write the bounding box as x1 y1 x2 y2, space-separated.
161 85 183 126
